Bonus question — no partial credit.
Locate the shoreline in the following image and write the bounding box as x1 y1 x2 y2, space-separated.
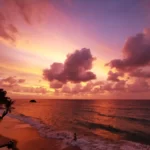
0 116 81 150
0 116 150 150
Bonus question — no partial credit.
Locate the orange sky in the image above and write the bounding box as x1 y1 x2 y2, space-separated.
0 0 150 99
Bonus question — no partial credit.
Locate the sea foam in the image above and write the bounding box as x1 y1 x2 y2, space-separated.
2 111 150 150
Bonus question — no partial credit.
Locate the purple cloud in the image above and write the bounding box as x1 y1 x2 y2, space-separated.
61 85 71 93
107 29 150 71
43 63 64 82
107 71 124 82
0 12 18 42
0 76 26 88
129 69 150 78
13 0 31 24
127 79 149 93
43 48 96 83
50 80 63 89
13 86 48 94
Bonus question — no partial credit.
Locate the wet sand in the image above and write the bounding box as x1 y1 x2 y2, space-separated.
0 117 81 150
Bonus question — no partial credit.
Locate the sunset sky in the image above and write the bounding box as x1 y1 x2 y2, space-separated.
0 0 150 99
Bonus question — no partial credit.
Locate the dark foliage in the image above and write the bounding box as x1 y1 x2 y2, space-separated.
0 89 14 119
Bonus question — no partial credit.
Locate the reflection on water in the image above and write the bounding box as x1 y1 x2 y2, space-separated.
13 99 150 144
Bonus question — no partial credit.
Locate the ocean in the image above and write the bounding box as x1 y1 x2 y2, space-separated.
4 99 150 150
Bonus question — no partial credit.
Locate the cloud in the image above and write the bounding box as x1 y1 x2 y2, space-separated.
0 76 48 94
106 28 150 82
0 76 26 88
60 79 148 95
43 48 96 83
81 82 94 92
60 83 87 94
107 71 124 82
43 63 64 82
59 79 127 95
72 83 85 94
96 80 126 92
18 79 26 83
2 76 16 85
2 0 48 25
61 85 71 93
12 0 50 24
60 82 98 94
13 0 31 24
127 79 150 92
129 69 150 78
107 29 150 71
50 80 63 89
0 0 51 43
13 86 48 94
113 80 126 91
100 82 113 91
0 76 47 94
22 86 48 94
0 12 18 42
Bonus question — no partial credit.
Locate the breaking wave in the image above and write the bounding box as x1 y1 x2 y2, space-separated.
3 111 150 150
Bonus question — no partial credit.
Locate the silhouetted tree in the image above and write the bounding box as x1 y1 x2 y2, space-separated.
0 89 7 103
0 89 18 149
0 89 14 119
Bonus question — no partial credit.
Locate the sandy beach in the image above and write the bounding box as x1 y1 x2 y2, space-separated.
0 117 81 150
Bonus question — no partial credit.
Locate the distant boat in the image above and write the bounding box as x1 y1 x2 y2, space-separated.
29 99 36 103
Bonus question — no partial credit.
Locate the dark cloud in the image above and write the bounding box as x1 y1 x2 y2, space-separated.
107 29 150 71
107 71 124 82
43 63 64 82
43 48 96 83
64 48 96 82
129 69 150 78
106 28 150 81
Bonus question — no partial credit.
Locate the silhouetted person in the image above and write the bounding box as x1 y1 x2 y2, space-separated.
73 133 77 141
